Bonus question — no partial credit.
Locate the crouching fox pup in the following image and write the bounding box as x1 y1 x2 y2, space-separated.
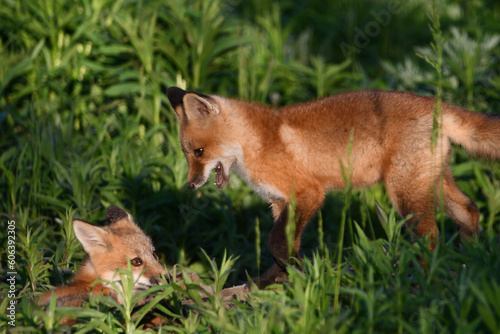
167 87 500 288
40 206 166 323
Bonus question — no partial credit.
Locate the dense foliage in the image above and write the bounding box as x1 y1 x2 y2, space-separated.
1 0 499 332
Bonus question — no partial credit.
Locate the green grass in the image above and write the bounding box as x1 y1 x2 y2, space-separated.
1 0 500 332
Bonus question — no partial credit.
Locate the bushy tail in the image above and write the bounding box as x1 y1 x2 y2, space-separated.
444 106 500 160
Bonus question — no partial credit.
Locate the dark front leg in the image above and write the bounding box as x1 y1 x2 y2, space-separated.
256 206 290 288
256 190 325 288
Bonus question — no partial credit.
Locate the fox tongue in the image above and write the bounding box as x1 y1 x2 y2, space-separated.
215 162 223 187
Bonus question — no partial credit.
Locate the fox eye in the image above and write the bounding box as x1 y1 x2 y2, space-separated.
131 258 143 266
194 148 204 158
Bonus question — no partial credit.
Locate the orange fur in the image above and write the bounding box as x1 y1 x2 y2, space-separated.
167 87 500 287
40 206 166 324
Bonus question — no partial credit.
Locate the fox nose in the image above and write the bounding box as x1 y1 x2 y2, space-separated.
186 174 203 189
150 276 161 286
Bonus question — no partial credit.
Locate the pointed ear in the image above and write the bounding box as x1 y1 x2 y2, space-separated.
167 86 188 120
184 93 220 120
73 220 109 254
106 205 132 225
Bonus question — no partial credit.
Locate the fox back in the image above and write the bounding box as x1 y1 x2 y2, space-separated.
40 206 166 308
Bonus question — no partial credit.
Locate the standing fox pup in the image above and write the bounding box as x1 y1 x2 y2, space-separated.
167 87 500 287
40 206 165 323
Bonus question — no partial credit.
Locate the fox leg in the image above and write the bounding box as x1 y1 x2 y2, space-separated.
256 207 290 288
257 190 324 288
385 172 439 249
387 165 480 250
441 168 480 241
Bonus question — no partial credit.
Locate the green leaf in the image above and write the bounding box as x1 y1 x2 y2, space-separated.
104 82 142 97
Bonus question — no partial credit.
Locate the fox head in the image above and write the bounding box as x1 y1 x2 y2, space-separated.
73 206 166 299
167 86 240 190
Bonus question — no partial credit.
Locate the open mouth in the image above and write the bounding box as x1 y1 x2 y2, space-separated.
214 162 229 189
136 282 153 289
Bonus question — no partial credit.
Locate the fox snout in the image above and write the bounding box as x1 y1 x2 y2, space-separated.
146 262 167 285
186 173 205 189
149 276 162 286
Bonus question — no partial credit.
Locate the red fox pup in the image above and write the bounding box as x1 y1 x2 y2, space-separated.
40 206 166 315
167 87 500 287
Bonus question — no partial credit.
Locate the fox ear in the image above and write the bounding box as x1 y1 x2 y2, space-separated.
167 87 219 121
183 93 220 120
73 220 109 254
106 205 132 225
167 86 188 120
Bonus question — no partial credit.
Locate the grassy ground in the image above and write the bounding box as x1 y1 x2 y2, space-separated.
1 0 500 332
